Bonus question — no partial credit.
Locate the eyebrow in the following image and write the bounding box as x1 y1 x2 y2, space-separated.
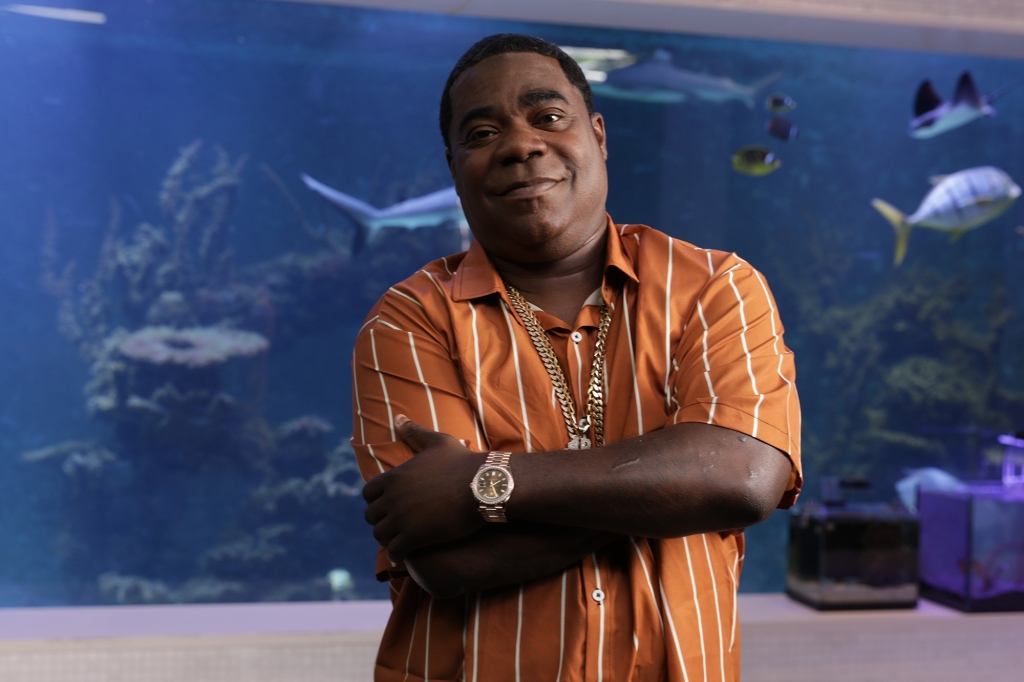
456 90 571 136
520 89 569 108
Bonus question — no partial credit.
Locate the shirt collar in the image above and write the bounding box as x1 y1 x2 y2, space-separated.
452 214 638 302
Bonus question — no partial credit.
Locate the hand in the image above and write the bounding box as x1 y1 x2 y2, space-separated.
362 415 487 562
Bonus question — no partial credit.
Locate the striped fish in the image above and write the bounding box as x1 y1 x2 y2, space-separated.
871 166 1020 265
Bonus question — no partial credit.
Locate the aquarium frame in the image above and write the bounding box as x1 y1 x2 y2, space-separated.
273 0 1024 60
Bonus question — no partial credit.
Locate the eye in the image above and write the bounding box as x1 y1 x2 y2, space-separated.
538 112 563 125
466 127 497 143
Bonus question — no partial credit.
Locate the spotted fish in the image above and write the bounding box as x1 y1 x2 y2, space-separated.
871 166 1021 265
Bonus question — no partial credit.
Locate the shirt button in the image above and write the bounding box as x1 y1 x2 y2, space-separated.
592 588 605 603
571 331 583 343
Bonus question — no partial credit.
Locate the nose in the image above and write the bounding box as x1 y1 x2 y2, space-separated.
497 119 546 166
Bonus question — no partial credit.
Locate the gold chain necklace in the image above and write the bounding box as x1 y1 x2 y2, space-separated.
505 284 610 449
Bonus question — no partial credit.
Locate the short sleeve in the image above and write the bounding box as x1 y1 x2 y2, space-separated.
351 288 487 581
668 261 802 508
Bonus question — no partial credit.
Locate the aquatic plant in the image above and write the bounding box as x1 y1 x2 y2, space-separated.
773 214 1024 492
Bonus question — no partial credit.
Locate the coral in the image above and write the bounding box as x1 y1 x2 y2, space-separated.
98 573 173 605
98 572 245 604
119 326 268 369
42 143 249 360
145 291 196 327
40 207 76 298
275 416 334 443
21 440 98 463
175 577 246 603
257 578 331 602
200 524 293 572
273 416 335 476
61 448 117 478
255 442 363 513
33 143 420 605
21 440 117 478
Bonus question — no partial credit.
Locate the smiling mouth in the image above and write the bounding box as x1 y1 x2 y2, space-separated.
501 179 562 198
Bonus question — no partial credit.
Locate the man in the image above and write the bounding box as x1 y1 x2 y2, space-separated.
353 34 801 682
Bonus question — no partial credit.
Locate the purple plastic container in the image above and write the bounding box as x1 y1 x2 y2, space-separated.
919 485 1024 612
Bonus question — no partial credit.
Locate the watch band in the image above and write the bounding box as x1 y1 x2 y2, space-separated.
478 451 511 523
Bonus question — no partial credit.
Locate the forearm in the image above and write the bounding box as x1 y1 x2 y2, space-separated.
507 422 792 538
405 523 620 599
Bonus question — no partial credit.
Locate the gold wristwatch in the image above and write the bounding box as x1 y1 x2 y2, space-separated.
470 451 513 522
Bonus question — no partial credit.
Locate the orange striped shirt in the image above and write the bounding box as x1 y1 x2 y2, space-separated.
351 218 802 682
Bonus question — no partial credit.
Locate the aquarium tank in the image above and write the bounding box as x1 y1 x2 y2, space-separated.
1 0 1022 607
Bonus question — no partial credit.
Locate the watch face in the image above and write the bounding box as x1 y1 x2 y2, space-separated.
475 467 510 502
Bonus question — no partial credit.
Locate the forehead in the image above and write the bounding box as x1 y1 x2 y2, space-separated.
449 52 580 112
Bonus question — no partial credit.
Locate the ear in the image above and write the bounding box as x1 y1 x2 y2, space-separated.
591 112 608 161
446 147 457 184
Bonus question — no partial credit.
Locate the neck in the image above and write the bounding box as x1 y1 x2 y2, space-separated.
491 224 607 325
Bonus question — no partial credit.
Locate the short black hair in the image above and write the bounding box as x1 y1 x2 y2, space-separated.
439 34 594 150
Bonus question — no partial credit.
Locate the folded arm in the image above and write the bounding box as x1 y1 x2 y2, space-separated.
405 523 620 599
366 416 790 597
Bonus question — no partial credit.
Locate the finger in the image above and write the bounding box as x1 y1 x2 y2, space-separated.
364 499 387 526
386 533 413 563
372 517 397 549
362 471 387 503
394 414 447 453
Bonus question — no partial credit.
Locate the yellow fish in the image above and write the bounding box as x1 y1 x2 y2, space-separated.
732 145 781 176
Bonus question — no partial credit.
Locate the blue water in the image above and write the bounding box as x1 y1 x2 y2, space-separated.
0 0 1021 605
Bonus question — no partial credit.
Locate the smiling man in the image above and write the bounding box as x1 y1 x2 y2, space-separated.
353 34 801 682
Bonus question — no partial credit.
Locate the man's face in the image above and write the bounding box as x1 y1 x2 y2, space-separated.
446 52 609 265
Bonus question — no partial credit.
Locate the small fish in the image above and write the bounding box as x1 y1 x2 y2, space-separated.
731 146 781 176
910 72 1011 139
765 116 798 141
871 166 1021 265
765 92 796 113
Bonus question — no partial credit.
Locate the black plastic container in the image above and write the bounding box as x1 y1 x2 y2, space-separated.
787 502 919 610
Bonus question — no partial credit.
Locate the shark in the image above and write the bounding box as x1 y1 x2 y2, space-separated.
300 173 468 252
589 50 782 108
910 72 1011 139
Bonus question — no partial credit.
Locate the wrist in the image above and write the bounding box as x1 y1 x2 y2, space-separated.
471 451 514 522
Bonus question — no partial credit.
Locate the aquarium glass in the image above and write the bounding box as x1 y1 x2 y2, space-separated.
1 0 1022 606
920 487 1024 611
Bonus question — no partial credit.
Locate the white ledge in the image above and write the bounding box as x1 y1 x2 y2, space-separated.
0 600 392 640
